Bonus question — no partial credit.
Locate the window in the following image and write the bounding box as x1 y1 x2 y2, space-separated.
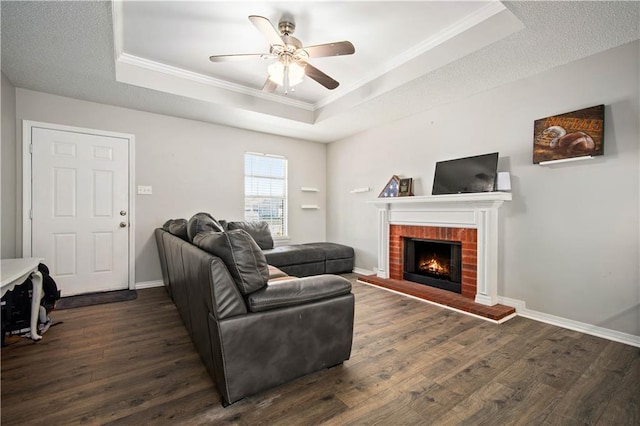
244 152 288 238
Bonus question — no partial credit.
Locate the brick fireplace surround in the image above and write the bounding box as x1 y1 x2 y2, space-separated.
388 225 478 298
361 193 516 322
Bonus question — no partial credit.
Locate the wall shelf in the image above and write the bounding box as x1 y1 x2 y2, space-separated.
350 187 371 194
538 156 593 166
301 204 320 209
300 187 319 192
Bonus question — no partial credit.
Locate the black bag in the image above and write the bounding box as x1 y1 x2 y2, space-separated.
1 282 33 334
38 263 60 314
0 263 60 345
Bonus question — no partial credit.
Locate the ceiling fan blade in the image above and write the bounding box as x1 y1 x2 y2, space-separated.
303 63 339 90
301 41 355 58
262 78 278 93
209 53 272 62
248 15 284 47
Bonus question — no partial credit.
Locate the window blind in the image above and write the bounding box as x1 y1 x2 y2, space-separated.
244 152 288 237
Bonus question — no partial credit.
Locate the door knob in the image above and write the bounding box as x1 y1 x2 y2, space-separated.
119 222 127 228
120 210 127 216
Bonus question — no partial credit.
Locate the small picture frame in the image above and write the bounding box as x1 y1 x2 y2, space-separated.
398 178 414 197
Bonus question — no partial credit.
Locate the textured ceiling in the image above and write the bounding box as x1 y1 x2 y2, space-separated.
2 1 639 143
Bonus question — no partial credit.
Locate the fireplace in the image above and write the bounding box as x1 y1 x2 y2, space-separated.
391 226 476 298
404 238 462 293
371 192 511 305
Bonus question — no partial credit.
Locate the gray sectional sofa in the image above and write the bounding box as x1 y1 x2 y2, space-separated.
155 213 356 405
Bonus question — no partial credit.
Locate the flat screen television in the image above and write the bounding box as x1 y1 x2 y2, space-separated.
432 152 499 195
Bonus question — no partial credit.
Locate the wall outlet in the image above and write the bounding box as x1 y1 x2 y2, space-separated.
137 185 152 195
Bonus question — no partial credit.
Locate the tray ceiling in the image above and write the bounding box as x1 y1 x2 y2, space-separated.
114 1 522 124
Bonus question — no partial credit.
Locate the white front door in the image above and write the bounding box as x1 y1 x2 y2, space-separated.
29 126 131 296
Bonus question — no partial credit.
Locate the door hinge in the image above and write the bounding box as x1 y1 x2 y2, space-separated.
29 209 33 220
29 143 33 154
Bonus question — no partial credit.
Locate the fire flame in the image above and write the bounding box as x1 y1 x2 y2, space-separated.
419 254 449 276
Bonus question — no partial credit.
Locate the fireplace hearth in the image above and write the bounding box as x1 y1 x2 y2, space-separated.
404 238 462 293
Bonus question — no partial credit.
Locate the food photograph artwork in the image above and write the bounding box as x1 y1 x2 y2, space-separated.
532 104 604 164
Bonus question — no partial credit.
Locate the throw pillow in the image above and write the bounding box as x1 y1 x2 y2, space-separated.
186 212 224 242
193 229 269 295
162 218 189 241
227 221 274 250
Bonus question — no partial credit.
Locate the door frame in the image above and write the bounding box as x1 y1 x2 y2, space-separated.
22 120 136 289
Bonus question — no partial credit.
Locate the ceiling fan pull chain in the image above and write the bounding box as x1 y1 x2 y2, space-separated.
284 64 290 95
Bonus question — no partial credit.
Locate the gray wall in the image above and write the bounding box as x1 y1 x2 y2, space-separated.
1 71 17 258
8 90 327 283
327 41 640 336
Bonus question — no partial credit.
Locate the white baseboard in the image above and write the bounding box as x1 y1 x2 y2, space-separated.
352 267 375 276
498 296 640 348
135 280 164 290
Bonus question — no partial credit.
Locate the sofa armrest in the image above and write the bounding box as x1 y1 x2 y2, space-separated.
246 275 351 313
212 293 354 404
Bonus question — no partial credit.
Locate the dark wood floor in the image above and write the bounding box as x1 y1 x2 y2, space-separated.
2 276 638 425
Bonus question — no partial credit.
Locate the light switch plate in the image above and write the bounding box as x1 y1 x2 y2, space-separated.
137 185 152 195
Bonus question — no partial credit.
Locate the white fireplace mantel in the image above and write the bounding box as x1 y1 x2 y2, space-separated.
368 192 512 306
370 192 512 208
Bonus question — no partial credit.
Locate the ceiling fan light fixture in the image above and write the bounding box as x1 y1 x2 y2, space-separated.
209 15 354 92
268 60 305 87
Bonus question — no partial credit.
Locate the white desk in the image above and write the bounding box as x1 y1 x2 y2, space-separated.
1 258 45 341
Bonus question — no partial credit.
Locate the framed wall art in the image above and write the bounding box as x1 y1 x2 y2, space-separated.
398 178 414 197
532 104 604 164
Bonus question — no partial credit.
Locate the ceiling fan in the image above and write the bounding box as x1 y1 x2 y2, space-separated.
209 15 355 94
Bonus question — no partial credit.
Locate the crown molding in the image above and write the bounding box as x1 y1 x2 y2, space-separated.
116 53 314 111
111 0 124 61
110 0 313 112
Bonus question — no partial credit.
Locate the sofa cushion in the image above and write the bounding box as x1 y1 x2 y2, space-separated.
162 218 189 241
301 242 354 260
274 263 325 278
325 258 354 274
187 212 225 242
193 229 269 295
263 245 325 267
227 221 274 250
246 275 352 312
